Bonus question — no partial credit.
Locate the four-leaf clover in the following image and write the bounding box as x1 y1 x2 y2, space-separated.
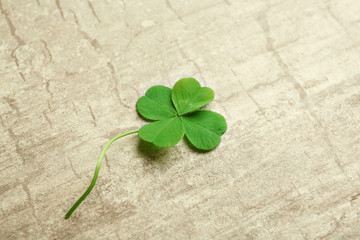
136 78 227 150
65 77 227 219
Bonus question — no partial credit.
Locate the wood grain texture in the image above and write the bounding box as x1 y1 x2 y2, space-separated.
1 0 360 239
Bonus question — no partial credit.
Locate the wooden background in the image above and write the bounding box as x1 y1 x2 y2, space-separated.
1 0 360 239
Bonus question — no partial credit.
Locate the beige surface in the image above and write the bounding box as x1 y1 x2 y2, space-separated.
1 0 360 239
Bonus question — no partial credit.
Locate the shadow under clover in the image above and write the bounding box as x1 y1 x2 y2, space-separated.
137 139 173 165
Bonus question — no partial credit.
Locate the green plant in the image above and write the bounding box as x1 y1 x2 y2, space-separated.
65 78 227 219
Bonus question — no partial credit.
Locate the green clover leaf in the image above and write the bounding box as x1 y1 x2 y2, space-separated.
137 78 227 151
136 86 177 120
182 110 227 150
65 77 227 219
172 77 214 115
138 117 184 147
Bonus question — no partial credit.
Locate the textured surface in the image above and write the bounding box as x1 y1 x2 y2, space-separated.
1 0 360 239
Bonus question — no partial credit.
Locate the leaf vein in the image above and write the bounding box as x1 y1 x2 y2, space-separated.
183 117 221 136
150 118 179 142
178 89 202 114
145 96 176 115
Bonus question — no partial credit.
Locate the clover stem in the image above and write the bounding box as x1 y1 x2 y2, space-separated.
65 129 139 219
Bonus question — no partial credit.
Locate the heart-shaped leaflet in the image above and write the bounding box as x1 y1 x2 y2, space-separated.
172 78 214 115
